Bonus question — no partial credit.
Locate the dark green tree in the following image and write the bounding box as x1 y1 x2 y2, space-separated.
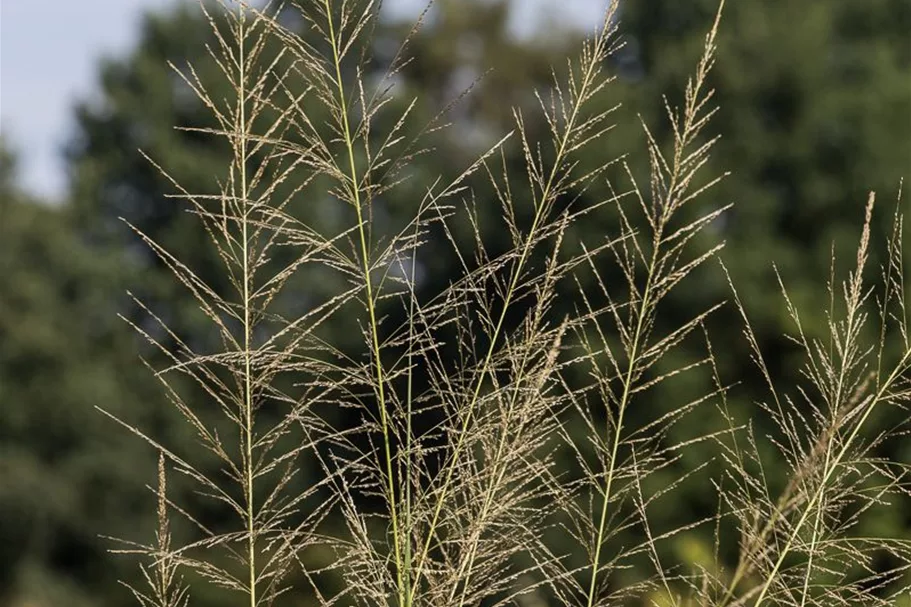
619 0 909 322
0 139 164 606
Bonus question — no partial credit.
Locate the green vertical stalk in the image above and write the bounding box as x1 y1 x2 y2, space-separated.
584 248 658 607
320 3 406 605
236 6 257 607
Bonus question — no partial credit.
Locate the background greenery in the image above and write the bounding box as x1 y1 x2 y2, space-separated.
1 0 908 605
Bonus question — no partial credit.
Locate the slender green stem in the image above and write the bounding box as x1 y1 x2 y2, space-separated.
584 37 709 596
797 269 860 607
585 245 658 607
584 77 693 605
236 7 257 607
320 3 406 605
402 211 430 601
798 442 830 607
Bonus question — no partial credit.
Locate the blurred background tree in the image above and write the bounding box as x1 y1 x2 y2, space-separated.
1 0 908 604
0 139 164 606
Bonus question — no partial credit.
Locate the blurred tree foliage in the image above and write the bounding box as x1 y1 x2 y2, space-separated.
2 0 908 604
0 141 162 606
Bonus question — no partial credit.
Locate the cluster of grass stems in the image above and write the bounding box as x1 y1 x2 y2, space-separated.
103 0 911 605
